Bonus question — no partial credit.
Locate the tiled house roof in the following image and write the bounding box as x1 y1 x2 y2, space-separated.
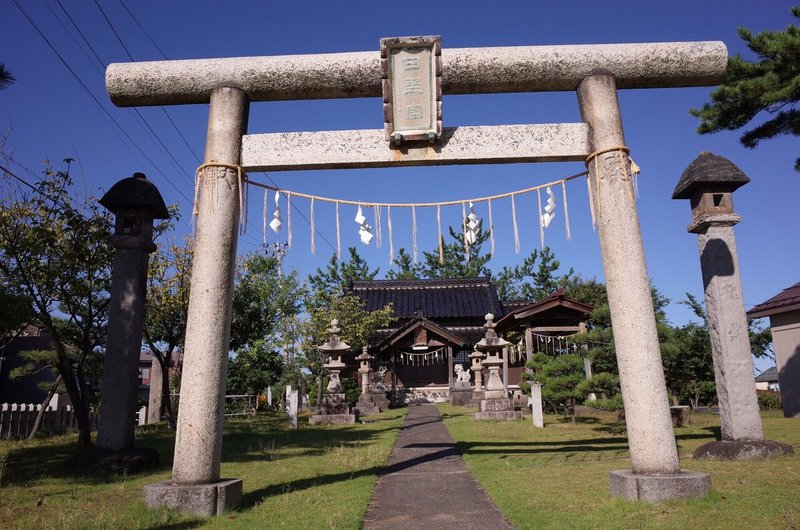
747 281 800 319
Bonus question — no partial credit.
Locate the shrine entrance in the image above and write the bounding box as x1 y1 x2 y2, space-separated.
106 37 727 513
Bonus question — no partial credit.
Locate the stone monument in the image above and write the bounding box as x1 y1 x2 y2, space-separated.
450 363 473 406
286 385 299 429
673 152 793 459
474 314 522 421
469 348 485 406
81 173 167 472
309 320 357 425
354 347 381 416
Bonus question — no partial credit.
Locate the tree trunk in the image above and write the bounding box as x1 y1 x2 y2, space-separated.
56 353 93 446
159 358 176 430
26 374 62 441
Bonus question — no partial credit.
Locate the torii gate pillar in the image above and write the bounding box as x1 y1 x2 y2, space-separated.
577 74 709 501
144 87 248 516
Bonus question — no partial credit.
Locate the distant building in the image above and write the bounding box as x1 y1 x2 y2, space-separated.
755 366 779 392
747 281 800 417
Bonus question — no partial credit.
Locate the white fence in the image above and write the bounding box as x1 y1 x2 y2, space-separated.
0 403 102 440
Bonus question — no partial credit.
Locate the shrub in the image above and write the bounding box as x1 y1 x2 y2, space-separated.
757 389 782 411
586 395 623 412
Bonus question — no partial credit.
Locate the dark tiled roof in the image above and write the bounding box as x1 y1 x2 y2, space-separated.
496 288 593 331
755 366 778 383
348 277 505 320
747 282 800 319
672 152 750 200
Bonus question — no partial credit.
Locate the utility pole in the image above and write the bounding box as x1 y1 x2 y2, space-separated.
266 241 288 279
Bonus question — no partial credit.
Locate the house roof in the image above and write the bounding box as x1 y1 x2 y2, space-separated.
672 152 750 200
746 281 800 319
348 276 505 320
755 366 779 383
495 288 593 332
375 315 467 352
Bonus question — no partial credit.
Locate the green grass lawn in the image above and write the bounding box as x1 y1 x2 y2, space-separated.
438 405 800 530
0 408 405 529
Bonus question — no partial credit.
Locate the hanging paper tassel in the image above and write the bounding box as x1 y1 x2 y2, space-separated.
561 180 571 241
586 177 597 231
269 191 282 233
239 177 249 235
355 203 373 246
437 205 444 264
335 201 341 259
488 198 495 258
287 192 293 249
310 197 316 255
412 205 418 263
511 194 520 254
537 188 545 249
630 158 641 199
465 202 479 245
387 205 394 263
262 189 268 244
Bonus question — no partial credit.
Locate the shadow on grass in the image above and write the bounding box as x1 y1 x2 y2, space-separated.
142 521 206 530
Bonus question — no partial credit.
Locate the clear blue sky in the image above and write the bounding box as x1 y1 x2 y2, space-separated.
2 1 798 370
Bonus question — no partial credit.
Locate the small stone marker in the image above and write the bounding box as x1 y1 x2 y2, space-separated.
286 385 298 430
267 385 273 407
530 383 544 428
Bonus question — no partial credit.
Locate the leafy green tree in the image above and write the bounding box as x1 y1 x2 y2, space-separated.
691 7 800 171
0 162 113 445
494 247 574 301
0 63 14 90
420 225 492 279
524 353 589 421
227 339 284 396
143 237 192 429
8 347 64 439
387 248 424 280
308 247 379 299
0 283 32 351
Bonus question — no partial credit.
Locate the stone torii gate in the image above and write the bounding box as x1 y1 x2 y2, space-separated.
106 40 727 514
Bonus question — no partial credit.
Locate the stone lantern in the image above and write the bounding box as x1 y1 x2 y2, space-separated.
474 314 522 421
468 347 485 406
309 319 356 425
353 347 380 416
97 173 168 454
673 153 793 459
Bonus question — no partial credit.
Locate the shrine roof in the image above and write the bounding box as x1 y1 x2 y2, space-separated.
495 288 593 331
348 276 505 320
746 281 800 319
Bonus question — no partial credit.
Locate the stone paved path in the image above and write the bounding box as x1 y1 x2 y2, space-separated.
363 403 515 530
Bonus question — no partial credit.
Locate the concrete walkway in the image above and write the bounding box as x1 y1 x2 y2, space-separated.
363 403 515 530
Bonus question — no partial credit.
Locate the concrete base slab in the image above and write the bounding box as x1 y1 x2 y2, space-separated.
694 439 795 460
354 404 380 416
450 387 474 406
308 413 356 425
144 478 242 517
474 411 523 421
480 398 514 412
609 470 710 502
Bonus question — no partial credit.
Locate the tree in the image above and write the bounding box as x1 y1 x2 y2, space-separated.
8 347 63 440
420 225 492 279
691 7 800 171
0 63 14 90
494 247 574 301
0 162 113 445
308 247 379 299
227 339 284 396
0 282 33 351
524 353 590 421
143 237 192 429
387 248 424 280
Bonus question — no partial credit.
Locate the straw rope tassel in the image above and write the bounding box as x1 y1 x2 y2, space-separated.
387 205 394 263
310 197 316 255
241 176 249 235
561 180 571 241
511 194 520 254
262 188 268 244
287 192 293 249
462 202 469 258
374 205 382 249
437 205 444 264
537 188 545 249
412 205 418 264
335 201 341 260
488 198 495 258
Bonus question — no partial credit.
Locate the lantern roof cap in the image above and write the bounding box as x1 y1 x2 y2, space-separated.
100 172 170 219
672 152 750 200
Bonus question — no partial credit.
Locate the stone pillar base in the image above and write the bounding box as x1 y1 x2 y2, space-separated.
609 470 710 502
308 413 356 425
469 390 485 407
474 410 523 421
694 439 795 460
144 478 242 517
353 402 380 416
450 386 474 406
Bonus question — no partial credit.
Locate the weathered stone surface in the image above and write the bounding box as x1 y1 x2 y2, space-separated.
694 440 795 460
530 383 544 428
670 405 690 427
354 403 380 416
147 358 163 424
370 391 391 410
309 414 356 425
106 41 727 106
241 124 589 171
609 470 710 502
172 87 249 485
319 393 350 415
577 74 680 476
143 478 242 517
474 411 523 421
450 387 474 407
479 398 514 412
